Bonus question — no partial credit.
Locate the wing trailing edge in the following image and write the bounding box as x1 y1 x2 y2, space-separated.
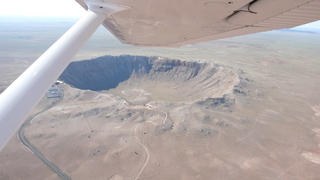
77 0 320 47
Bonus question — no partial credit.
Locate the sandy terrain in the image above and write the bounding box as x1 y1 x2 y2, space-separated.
0 18 320 179
2 56 320 179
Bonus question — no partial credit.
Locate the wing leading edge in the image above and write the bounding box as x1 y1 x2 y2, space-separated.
76 0 320 47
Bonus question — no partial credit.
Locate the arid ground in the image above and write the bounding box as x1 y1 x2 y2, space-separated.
0 17 320 180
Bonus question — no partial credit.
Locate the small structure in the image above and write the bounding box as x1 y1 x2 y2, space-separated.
55 80 64 85
46 86 62 98
144 104 152 109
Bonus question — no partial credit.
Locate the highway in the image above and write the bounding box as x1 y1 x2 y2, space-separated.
19 86 71 180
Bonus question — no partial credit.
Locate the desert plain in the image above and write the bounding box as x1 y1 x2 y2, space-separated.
0 16 320 180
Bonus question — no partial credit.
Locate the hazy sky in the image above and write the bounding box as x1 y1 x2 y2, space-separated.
0 0 319 29
0 0 86 17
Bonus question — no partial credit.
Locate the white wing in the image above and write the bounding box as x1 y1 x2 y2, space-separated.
77 0 320 47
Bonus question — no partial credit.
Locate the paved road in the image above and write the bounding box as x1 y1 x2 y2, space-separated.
19 86 71 180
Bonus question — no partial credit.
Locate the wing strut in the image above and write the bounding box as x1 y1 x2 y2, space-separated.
0 10 107 151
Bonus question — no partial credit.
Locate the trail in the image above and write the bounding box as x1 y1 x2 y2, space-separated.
132 105 167 180
162 109 266 171
133 123 150 180
274 84 312 108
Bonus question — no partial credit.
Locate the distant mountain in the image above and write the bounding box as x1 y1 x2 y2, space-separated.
278 29 319 34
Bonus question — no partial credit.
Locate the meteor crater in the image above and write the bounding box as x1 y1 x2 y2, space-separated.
59 55 239 104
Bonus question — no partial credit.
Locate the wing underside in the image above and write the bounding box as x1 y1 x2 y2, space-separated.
76 0 320 47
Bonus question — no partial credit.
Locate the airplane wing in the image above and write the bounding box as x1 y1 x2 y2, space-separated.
76 0 320 47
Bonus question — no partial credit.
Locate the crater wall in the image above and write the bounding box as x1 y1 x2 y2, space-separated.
59 55 239 104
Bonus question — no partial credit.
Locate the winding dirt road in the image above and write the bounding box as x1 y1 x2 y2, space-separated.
132 105 168 180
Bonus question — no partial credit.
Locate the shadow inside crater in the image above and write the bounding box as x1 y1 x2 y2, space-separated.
59 55 239 103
